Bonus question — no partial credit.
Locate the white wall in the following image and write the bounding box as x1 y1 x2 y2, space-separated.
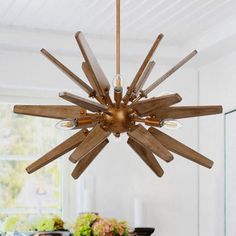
198 51 236 236
0 30 199 236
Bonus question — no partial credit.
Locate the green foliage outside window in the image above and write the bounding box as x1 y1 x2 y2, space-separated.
0 104 64 222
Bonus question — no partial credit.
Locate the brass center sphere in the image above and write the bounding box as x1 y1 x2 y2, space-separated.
102 104 134 134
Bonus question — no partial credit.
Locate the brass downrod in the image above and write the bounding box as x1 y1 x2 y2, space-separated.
116 0 120 77
114 0 122 108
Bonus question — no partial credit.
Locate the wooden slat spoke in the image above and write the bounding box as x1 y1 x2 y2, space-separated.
127 138 164 177
149 127 214 168
69 124 111 163
123 33 164 104
150 105 223 119
26 130 88 174
59 92 108 112
81 62 104 104
133 61 155 97
129 93 182 116
14 105 82 119
41 49 94 96
127 124 173 162
75 32 110 98
142 50 198 97
71 139 109 179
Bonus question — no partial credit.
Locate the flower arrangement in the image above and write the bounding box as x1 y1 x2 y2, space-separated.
2 215 65 232
1 213 129 236
3 216 24 232
32 216 65 231
74 213 129 236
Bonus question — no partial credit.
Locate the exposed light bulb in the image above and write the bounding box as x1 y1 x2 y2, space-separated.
161 119 182 130
113 74 124 91
55 119 77 130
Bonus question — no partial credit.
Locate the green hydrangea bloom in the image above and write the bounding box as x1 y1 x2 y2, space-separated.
74 213 99 236
35 217 55 231
3 216 20 232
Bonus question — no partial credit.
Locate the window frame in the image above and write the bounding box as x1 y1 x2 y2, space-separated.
0 88 76 219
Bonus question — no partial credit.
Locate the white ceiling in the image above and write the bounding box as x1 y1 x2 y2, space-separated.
1 0 236 66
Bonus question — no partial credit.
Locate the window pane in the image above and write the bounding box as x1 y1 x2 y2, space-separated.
0 104 64 157
0 160 61 211
0 103 66 218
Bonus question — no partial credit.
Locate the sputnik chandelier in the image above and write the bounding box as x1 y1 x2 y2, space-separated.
14 0 222 179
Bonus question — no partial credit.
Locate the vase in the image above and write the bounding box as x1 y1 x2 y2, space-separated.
3 231 71 236
133 227 155 236
30 231 71 236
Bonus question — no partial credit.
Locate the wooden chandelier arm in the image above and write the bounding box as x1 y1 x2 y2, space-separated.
134 50 198 101
123 34 164 104
41 48 94 97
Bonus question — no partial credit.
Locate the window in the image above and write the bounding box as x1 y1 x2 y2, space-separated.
225 109 236 235
0 103 67 221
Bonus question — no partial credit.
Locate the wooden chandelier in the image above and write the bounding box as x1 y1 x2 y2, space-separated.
13 0 222 179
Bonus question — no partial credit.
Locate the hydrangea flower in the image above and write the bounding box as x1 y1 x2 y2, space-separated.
74 214 129 236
